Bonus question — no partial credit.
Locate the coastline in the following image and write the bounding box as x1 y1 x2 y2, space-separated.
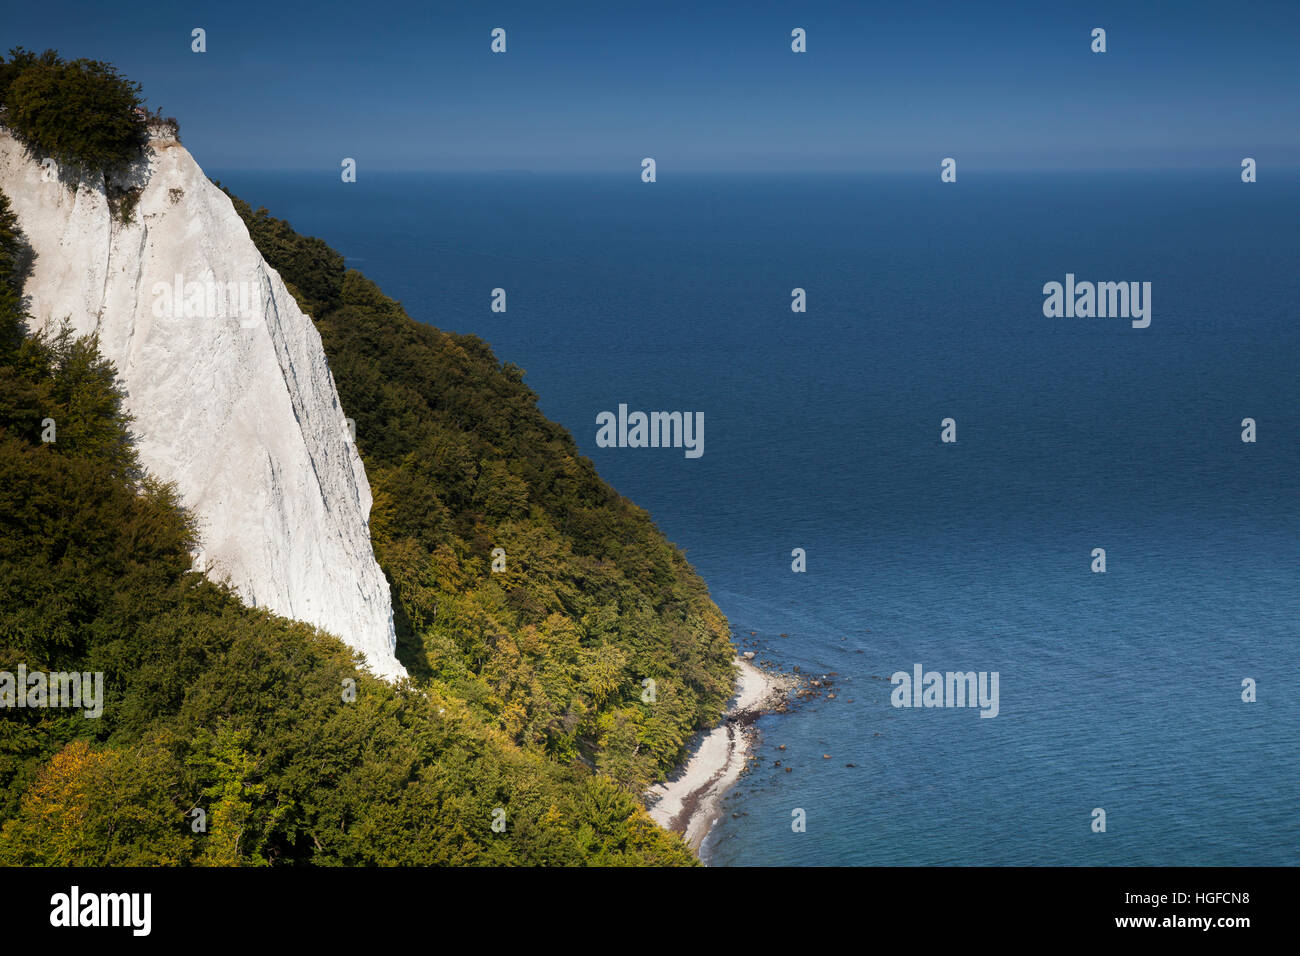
646 658 796 859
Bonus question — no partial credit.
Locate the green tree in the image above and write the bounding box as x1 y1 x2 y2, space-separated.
1 49 146 172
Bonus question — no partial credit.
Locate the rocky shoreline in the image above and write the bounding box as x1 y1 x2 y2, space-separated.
645 658 798 857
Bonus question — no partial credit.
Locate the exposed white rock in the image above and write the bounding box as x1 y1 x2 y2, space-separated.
0 126 406 680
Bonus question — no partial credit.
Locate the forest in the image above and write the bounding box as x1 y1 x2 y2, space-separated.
0 49 736 865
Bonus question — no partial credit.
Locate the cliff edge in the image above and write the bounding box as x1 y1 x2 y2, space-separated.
0 126 404 679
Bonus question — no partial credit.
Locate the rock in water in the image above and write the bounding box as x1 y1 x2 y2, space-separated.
0 126 405 680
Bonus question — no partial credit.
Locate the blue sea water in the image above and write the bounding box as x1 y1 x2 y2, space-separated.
214 169 1299 866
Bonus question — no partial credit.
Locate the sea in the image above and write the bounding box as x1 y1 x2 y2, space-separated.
212 168 1299 866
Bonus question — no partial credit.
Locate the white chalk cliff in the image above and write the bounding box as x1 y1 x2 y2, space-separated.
0 125 406 680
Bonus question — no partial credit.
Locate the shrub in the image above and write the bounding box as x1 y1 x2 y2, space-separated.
0 48 146 173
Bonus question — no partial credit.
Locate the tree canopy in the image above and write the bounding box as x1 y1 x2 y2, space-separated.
0 124 734 862
0 48 147 173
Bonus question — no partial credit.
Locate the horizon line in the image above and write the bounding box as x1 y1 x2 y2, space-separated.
205 164 1300 175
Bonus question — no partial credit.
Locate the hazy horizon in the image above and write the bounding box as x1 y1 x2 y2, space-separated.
4 0 1298 174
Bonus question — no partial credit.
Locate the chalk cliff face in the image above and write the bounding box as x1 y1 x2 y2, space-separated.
0 126 405 680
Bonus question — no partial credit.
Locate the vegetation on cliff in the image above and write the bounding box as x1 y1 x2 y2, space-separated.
223 191 735 790
0 55 735 865
0 48 147 173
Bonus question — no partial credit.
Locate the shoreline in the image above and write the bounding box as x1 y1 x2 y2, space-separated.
645 658 796 859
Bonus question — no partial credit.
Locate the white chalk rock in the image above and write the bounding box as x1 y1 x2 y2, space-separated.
0 127 405 680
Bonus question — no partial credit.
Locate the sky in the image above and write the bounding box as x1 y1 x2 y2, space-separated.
3 0 1298 172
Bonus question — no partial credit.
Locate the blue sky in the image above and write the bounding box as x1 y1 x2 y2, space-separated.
3 0 1298 171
